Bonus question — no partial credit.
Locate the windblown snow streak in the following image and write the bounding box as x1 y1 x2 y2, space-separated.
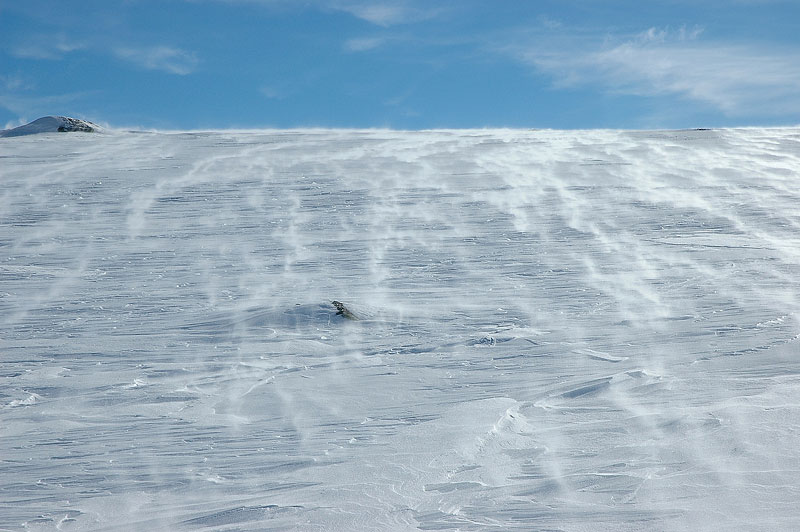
1 128 799 531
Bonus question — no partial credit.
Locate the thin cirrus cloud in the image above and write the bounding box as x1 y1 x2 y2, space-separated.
198 0 441 26
114 46 199 75
519 27 800 117
259 86 285 99
332 1 439 26
11 35 87 60
343 37 385 52
9 31 199 77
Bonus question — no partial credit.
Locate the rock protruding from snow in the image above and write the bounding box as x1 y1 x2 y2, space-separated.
0 116 101 137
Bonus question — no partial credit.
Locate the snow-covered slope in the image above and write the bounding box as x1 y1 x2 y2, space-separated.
0 115 100 137
1 128 799 531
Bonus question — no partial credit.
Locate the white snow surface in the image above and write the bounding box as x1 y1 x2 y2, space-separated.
1 127 800 531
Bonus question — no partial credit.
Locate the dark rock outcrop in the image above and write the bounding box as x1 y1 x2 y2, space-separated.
332 301 359 320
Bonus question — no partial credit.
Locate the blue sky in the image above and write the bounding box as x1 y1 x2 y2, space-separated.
2 0 800 130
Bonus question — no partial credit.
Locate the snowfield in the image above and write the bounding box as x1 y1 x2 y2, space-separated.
1 127 799 531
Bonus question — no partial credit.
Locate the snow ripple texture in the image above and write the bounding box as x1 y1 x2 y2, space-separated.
2 128 800 531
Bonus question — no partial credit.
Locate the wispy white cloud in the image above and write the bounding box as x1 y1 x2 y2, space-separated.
337 1 446 26
0 74 27 92
332 2 429 26
11 34 87 60
539 17 561 30
517 26 800 116
202 0 442 26
9 32 200 77
114 46 199 75
259 86 285 99
343 36 385 52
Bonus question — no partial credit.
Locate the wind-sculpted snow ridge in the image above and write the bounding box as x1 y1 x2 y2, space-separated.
0 115 100 137
2 127 800 531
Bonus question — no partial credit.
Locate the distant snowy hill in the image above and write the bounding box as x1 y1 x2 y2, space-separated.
0 116 100 137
